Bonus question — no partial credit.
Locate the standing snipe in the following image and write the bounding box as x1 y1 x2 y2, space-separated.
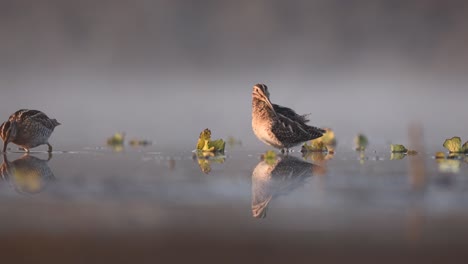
0 109 60 153
252 83 325 152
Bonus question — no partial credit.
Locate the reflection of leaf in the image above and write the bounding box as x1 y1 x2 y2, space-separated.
302 152 334 163
443 137 462 153
437 159 460 173
196 129 225 153
195 152 225 174
390 152 406 160
391 144 408 153
354 134 368 151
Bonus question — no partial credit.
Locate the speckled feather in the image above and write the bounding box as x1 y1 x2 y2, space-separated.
252 84 325 149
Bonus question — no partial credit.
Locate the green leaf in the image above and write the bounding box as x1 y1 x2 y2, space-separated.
262 150 277 165
462 141 468 153
209 139 225 153
196 128 225 153
434 152 445 159
354 134 368 151
107 132 125 145
443 137 462 153
301 141 328 153
390 144 408 153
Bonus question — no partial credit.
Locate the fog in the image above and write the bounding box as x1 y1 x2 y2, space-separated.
1 0 467 148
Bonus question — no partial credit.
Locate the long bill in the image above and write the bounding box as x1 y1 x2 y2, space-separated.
253 91 276 115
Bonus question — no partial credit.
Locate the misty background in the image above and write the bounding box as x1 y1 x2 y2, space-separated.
0 0 467 149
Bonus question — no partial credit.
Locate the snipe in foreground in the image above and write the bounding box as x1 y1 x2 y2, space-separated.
0 109 60 153
252 83 325 152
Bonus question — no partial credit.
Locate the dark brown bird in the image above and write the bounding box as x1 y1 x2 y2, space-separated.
252 84 325 152
0 109 60 153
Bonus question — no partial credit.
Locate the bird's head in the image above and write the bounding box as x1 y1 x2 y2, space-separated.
252 84 274 110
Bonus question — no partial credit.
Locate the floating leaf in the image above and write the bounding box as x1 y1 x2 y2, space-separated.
129 139 152 147
107 132 125 146
434 152 445 159
301 140 327 153
443 136 462 153
196 129 225 153
354 134 368 151
302 128 336 153
462 141 468 153
391 144 408 153
320 128 337 151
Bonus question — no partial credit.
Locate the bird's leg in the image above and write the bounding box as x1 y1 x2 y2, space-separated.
47 143 53 153
47 152 53 161
2 143 7 153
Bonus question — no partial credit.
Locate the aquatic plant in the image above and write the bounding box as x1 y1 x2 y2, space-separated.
261 150 278 165
354 133 368 151
129 139 152 147
301 128 336 153
443 137 468 153
196 128 225 153
107 132 125 146
390 144 408 153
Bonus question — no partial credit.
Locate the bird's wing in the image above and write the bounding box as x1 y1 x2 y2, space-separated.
10 110 56 130
273 104 309 123
271 105 325 143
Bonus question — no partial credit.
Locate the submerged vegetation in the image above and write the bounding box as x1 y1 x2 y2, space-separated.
196 128 226 153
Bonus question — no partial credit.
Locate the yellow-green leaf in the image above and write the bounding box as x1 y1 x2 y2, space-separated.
390 144 408 153
301 140 328 153
262 150 277 165
434 152 445 159
209 139 225 153
196 128 225 153
443 136 462 153
354 134 368 151
462 141 468 153
107 132 125 145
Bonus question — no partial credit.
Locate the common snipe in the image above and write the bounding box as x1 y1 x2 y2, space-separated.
0 109 60 153
252 83 325 152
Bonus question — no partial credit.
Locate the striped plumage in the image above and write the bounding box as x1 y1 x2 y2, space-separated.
252 155 315 218
252 84 325 152
0 109 60 152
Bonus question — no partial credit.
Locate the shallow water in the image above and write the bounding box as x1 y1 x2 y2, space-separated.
1 144 468 262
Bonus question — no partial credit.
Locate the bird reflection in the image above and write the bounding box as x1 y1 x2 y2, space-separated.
0 154 55 194
252 155 316 218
